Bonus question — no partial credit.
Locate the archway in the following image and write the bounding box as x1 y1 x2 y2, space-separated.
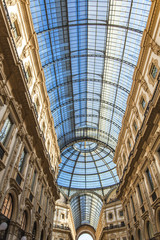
78 233 93 240
76 225 96 240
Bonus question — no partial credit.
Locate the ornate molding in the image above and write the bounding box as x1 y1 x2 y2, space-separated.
20 44 34 60
150 41 160 56
6 0 17 5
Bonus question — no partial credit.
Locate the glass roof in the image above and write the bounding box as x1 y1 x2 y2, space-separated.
30 0 151 191
70 193 103 230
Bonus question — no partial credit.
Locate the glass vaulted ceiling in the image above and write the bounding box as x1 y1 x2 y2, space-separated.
30 0 151 191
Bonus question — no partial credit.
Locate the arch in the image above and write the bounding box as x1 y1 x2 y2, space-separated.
145 220 154 239
78 233 93 240
76 225 96 240
156 207 160 232
1 193 13 219
104 187 117 203
131 235 134 240
1 188 18 221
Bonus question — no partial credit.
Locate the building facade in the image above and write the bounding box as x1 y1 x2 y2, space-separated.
96 189 127 240
0 0 60 239
115 0 160 239
53 194 76 240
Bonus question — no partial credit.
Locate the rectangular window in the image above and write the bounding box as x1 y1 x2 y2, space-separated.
141 97 146 109
26 67 32 83
137 184 143 205
12 20 20 39
131 196 135 215
133 120 138 132
146 168 154 192
119 210 123 217
127 139 131 148
31 170 37 192
0 117 12 144
123 154 126 164
18 149 26 173
40 185 43 204
157 147 160 159
46 197 49 213
150 63 157 79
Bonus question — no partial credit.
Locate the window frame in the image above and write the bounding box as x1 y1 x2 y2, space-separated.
0 115 13 146
1 193 13 219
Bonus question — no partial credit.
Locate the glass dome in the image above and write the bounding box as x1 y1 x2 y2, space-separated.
57 140 118 189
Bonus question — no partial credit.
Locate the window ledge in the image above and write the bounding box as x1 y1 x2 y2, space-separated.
10 177 22 195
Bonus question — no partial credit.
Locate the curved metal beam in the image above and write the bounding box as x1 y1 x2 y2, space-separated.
54 114 121 130
37 22 143 35
59 132 117 152
43 53 136 69
48 78 130 94
51 98 125 114
60 137 115 153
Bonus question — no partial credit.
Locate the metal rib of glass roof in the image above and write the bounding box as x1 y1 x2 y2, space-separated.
30 0 151 191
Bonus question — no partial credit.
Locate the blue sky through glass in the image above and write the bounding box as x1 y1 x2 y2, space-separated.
78 233 93 240
30 0 151 191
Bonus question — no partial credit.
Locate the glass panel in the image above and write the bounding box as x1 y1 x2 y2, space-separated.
18 149 26 173
0 117 12 144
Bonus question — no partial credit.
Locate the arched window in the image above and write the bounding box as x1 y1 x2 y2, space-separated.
147 221 154 239
40 230 44 240
21 211 27 231
138 229 142 240
131 235 134 240
1 194 13 219
32 222 37 240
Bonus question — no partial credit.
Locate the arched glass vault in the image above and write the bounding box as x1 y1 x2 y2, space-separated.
30 0 151 230
70 193 103 230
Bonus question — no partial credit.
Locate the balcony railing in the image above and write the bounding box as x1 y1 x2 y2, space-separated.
53 224 70 230
104 222 125 230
